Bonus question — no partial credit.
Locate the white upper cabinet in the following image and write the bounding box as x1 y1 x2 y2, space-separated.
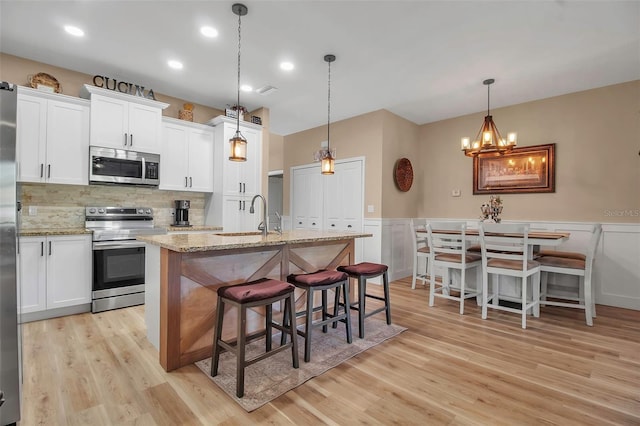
17 87 90 185
210 116 262 197
81 84 168 154
203 116 263 232
160 118 214 192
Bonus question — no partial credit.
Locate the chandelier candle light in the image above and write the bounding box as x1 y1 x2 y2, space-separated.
229 3 248 162
461 78 517 157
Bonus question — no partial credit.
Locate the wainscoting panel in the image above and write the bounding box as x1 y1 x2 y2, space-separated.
362 218 640 310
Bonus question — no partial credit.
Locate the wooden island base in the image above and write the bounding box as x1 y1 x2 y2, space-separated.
141 232 368 372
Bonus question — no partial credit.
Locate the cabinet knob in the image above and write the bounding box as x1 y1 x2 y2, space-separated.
347 225 352 228
331 224 335 227
312 222 316 226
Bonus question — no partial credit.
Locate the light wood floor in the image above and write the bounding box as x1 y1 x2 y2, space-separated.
20 277 640 425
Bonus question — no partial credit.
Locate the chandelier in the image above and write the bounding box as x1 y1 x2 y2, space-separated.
229 3 248 162
461 78 517 157
313 54 336 175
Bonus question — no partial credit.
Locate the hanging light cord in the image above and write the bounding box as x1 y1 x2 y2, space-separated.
486 82 491 116
327 58 331 152
236 11 242 132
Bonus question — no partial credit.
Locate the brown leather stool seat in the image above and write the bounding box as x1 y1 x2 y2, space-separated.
210 278 299 398
284 270 352 362
337 262 391 338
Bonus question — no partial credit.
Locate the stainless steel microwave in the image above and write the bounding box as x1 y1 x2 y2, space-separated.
89 146 160 186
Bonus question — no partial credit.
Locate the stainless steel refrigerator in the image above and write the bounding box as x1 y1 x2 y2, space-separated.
0 81 21 425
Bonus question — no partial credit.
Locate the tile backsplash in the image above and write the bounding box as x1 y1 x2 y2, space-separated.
19 183 206 229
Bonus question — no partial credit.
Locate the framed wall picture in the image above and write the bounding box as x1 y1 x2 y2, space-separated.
473 143 555 194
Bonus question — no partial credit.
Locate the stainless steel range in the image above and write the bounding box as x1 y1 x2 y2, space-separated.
85 207 166 313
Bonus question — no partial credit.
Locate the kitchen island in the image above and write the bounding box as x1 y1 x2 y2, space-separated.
138 230 371 371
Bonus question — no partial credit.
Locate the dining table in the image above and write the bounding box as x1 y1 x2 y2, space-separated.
417 227 570 258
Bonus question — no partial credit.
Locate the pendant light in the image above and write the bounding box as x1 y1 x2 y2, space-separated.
461 78 517 157
321 54 336 175
229 3 248 162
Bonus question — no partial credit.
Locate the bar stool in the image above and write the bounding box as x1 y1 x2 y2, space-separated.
337 262 391 338
285 270 352 362
210 278 299 398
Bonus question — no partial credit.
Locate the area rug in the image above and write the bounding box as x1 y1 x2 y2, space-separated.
195 316 407 412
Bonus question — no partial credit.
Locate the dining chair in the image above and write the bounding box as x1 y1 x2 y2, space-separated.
409 218 430 289
426 221 481 314
538 223 602 326
479 223 541 329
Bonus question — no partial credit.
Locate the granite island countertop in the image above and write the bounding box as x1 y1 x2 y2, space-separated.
137 229 372 252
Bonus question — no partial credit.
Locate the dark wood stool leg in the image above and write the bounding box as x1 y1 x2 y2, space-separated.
304 289 314 363
286 293 300 368
343 280 353 343
210 296 225 377
321 289 328 333
280 298 290 346
236 303 247 398
357 276 366 338
383 271 392 325
265 303 273 351
332 284 341 329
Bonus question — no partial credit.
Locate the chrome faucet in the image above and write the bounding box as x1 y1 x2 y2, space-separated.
274 211 283 235
249 194 268 237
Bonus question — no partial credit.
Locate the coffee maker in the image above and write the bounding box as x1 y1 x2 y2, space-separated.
174 200 191 226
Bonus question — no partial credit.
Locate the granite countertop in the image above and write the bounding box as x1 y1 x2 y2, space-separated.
137 229 373 253
165 225 223 232
20 228 92 236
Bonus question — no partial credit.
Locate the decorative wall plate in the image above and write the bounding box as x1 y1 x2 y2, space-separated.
394 158 413 192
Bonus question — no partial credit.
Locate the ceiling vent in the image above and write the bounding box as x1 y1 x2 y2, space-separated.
256 85 278 95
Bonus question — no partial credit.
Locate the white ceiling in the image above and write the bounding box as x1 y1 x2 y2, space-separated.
1 1 639 136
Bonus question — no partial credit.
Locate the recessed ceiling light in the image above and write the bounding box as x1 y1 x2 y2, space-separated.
168 60 183 70
200 26 219 38
280 62 294 71
240 84 253 92
64 25 84 37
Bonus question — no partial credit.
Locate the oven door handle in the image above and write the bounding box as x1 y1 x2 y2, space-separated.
93 240 146 250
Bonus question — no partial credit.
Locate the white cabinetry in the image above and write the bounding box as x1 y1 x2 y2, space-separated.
160 118 214 192
17 87 90 185
292 166 323 230
291 158 364 232
81 84 168 154
204 116 263 232
18 234 92 321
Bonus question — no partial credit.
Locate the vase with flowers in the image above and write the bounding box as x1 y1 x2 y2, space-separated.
480 195 503 223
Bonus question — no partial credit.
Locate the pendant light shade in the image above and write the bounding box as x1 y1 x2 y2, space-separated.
461 79 517 157
229 3 248 162
321 54 336 175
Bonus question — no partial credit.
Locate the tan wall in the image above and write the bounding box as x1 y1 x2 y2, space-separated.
282 110 384 216
381 111 421 218
419 80 640 223
0 52 224 123
269 133 284 172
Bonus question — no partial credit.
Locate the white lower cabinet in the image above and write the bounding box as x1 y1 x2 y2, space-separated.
18 234 92 320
